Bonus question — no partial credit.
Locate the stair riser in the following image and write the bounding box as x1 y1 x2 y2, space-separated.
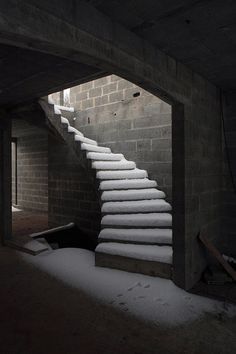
101 224 172 229
101 210 172 216
98 238 172 246
95 252 172 279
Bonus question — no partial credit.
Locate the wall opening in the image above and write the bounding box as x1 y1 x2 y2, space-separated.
11 118 49 239
49 74 172 202
48 74 173 278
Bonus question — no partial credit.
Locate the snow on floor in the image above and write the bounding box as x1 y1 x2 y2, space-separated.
21 248 236 327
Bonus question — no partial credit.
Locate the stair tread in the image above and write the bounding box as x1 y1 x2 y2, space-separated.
101 188 165 201
99 178 157 190
87 152 124 161
102 199 172 213
99 228 172 244
61 116 70 125
96 242 172 264
101 213 172 227
74 135 97 146
97 168 147 180
81 143 111 153
68 125 84 136
92 159 136 170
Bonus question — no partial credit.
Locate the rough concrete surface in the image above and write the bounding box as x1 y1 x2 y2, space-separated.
0 246 235 354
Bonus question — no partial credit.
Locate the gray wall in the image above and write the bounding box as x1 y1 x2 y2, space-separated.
48 134 101 239
222 91 236 256
53 75 172 201
12 120 48 213
11 141 16 205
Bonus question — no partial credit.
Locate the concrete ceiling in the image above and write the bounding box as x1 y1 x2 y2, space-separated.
0 0 235 108
0 43 103 107
85 0 236 90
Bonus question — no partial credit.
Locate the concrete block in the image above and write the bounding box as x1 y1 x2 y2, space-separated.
103 83 117 95
109 91 124 103
94 76 109 87
89 87 102 98
137 139 151 151
152 138 171 150
76 91 88 101
81 81 94 91
95 95 109 106
117 79 134 91
82 99 94 110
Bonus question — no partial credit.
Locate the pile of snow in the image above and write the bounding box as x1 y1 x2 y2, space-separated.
12 206 22 212
21 248 236 326
87 152 124 161
99 228 172 244
101 188 165 201
99 178 157 190
101 213 172 227
97 168 147 180
101 199 172 213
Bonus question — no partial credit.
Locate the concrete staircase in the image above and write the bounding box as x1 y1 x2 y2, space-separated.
39 98 173 279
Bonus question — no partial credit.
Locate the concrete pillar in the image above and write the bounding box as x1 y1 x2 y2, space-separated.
0 114 12 243
172 103 186 288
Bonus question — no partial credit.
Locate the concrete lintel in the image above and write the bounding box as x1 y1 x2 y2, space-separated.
0 0 193 105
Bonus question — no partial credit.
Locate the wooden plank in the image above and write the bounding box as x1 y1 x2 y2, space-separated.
5 235 49 255
199 232 236 281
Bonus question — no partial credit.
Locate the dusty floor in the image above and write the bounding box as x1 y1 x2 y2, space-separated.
12 208 48 238
0 246 235 354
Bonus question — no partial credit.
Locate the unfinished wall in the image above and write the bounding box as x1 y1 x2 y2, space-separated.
48 134 101 240
12 121 48 213
221 91 236 256
64 75 172 200
11 141 16 205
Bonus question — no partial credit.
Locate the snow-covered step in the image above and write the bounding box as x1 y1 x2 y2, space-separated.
55 104 74 112
74 135 97 146
68 126 83 136
81 143 111 153
96 243 173 264
54 106 61 115
101 213 172 227
92 160 136 170
87 152 124 161
99 178 157 191
101 188 165 201
102 199 172 214
61 116 70 125
97 168 147 180
99 228 172 245
95 242 173 278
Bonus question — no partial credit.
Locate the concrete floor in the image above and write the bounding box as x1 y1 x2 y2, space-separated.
0 246 235 354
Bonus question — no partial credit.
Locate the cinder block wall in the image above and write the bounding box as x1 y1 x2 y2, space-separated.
13 126 48 213
221 91 236 255
48 134 101 238
11 141 16 205
69 75 172 200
